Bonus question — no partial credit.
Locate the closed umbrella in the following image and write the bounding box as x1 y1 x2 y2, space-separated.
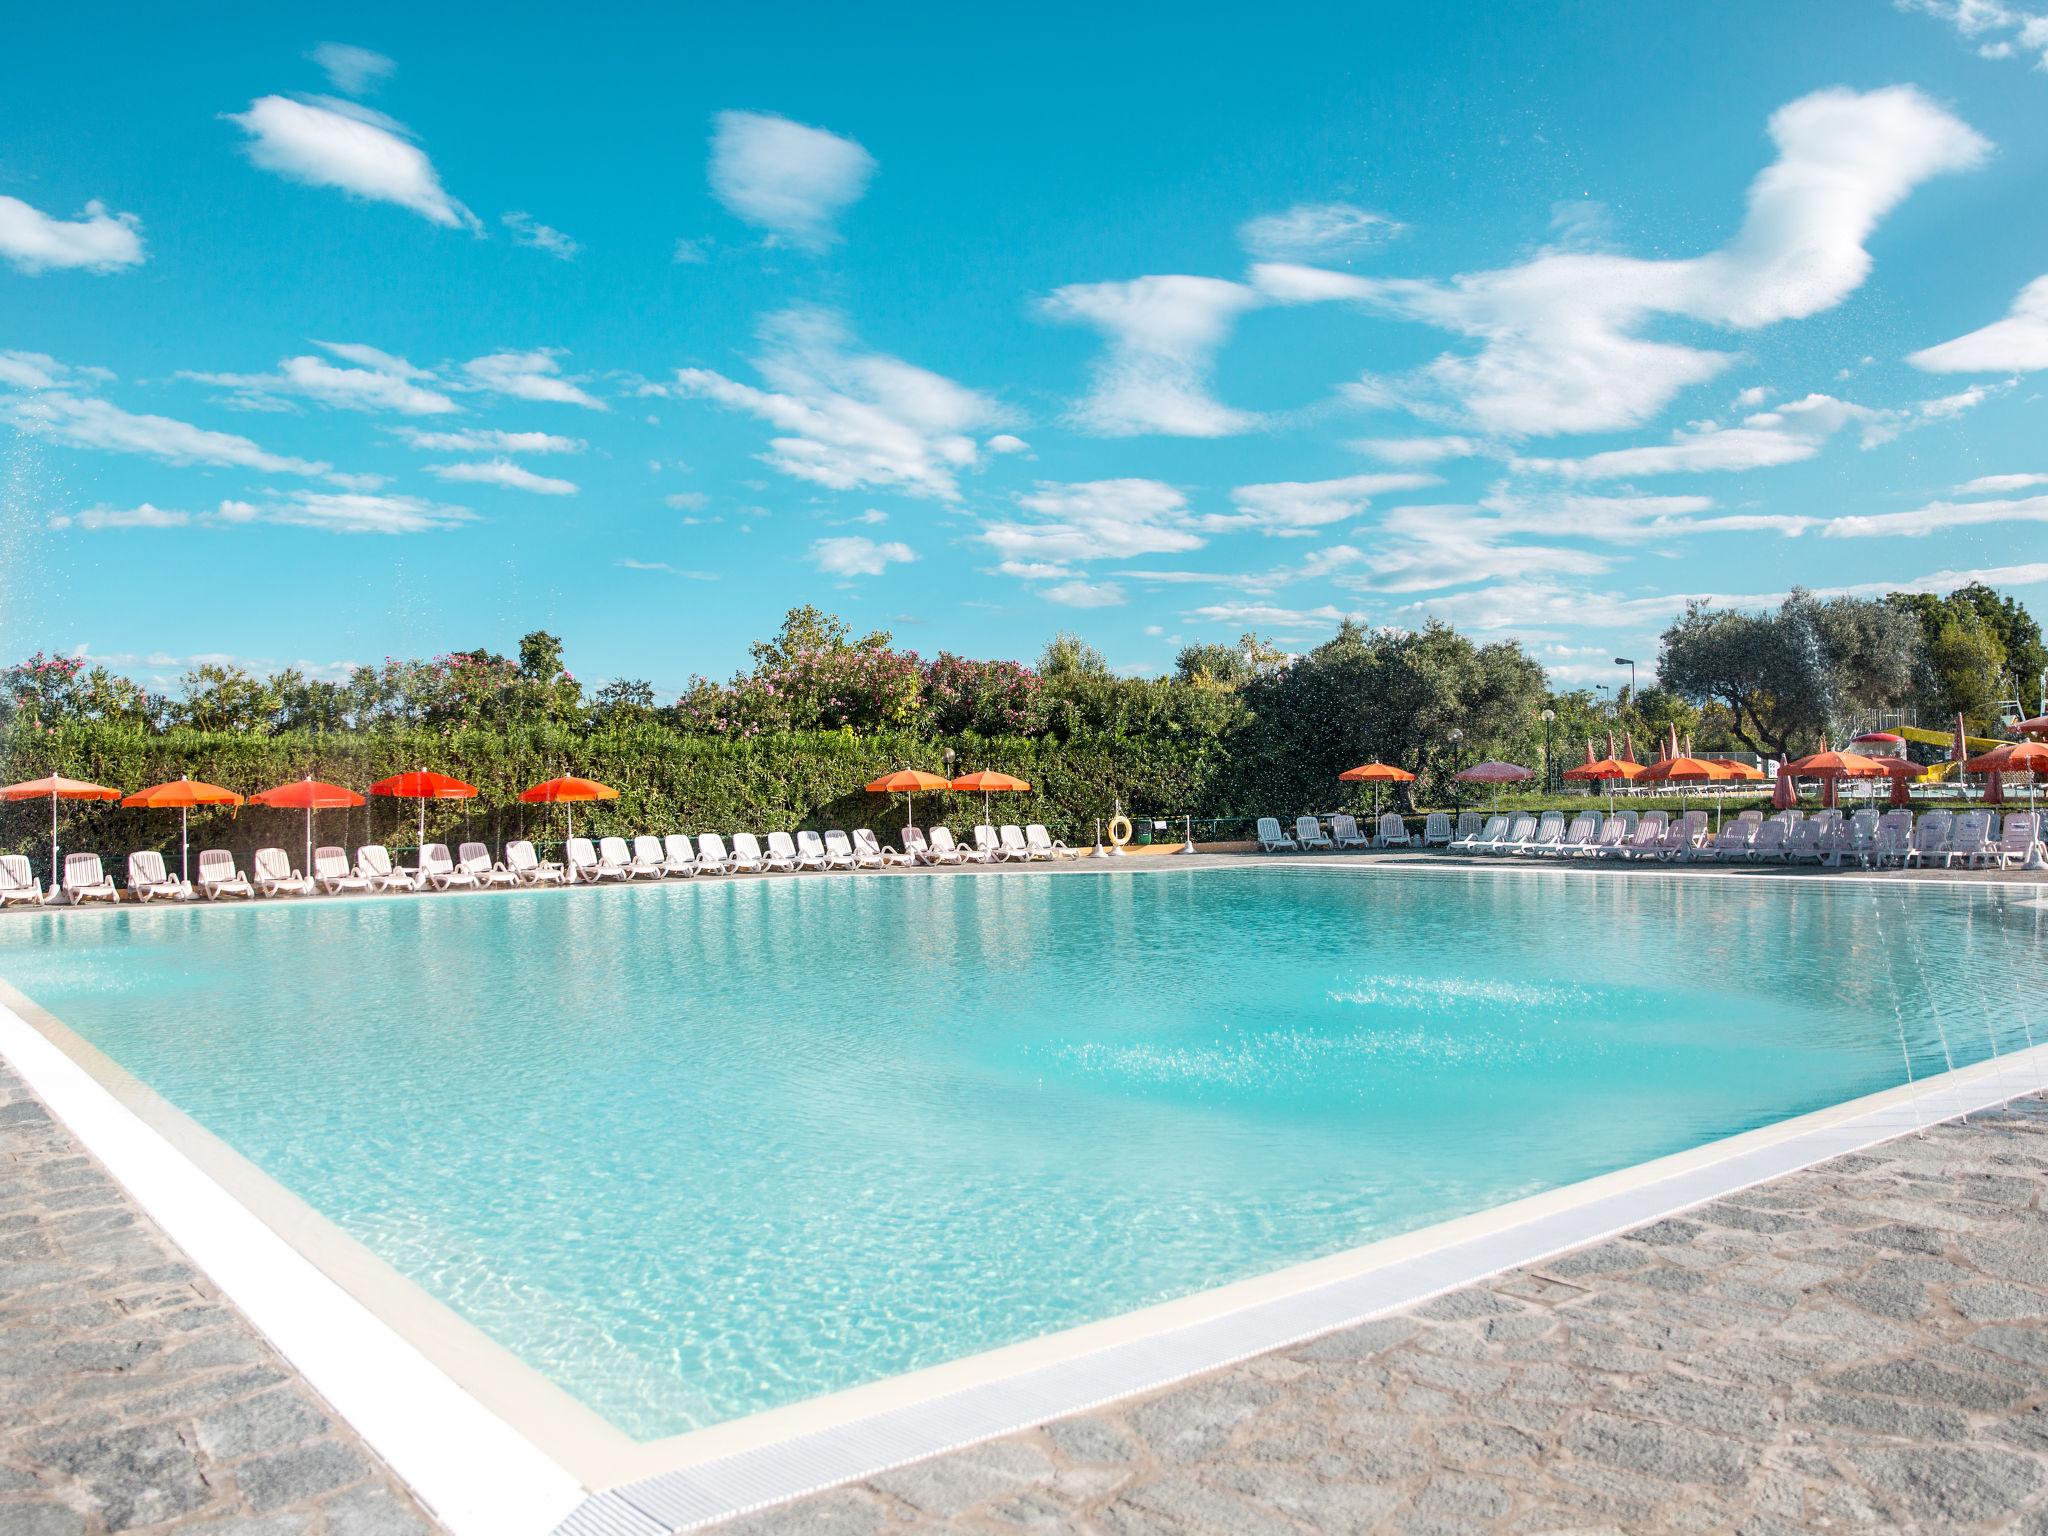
250 776 365 877
949 770 1031 828
1338 761 1416 820
121 777 245 885
3 774 123 892
368 769 478 865
518 776 619 882
1871 756 1917 809
867 769 952 832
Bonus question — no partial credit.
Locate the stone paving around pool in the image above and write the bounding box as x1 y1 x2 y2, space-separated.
724 1099 2048 1536
0 1058 436 1536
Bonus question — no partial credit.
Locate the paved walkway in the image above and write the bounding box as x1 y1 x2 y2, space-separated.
0 1059 435 1536
726 1098 2048 1535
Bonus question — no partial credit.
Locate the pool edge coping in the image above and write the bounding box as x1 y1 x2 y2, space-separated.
2 865 2044 1535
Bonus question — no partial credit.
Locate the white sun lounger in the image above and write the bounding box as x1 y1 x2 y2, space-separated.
1255 816 1298 852
1902 811 1951 869
1451 814 1504 852
458 842 520 887
1586 817 1629 858
1295 816 1334 850
417 844 481 890
1423 811 1454 847
996 824 1034 861
1746 820 1790 861
822 831 860 869
127 850 191 902
60 852 119 905
1329 813 1369 850
1782 819 1828 864
591 836 641 880
1452 811 1486 845
1557 812 1600 856
1869 811 1915 869
928 827 981 864
900 826 938 864
1939 811 1993 868
505 841 567 885
853 828 911 867
355 845 418 892
1 853 45 907
658 834 699 877
793 830 831 870
1375 813 1412 848
1026 824 1072 860
728 833 770 873
1990 811 2041 869
197 849 254 900
252 848 315 897
1503 812 1553 855
693 833 735 874
311 846 371 894
763 831 800 871
1695 821 1754 862
565 836 623 882
621 836 666 879
973 824 1004 860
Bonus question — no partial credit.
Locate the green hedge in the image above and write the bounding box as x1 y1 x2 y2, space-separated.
0 722 1226 876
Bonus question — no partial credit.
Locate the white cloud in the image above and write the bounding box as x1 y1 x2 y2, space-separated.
1821 492 2048 538
1349 435 1484 465
462 349 605 409
1910 274 2048 372
227 95 476 230
501 211 579 259
665 307 1006 500
1957 472 2048 493
1239 202 1404 260
309 43 395 95
616 559 717 580
50 502 191 530
987 433 1030 454
0 196 145 274
808 535 916 576
1044 580 1126 608
1 392 328 475
182 341 458 415
671 236 711 264
1259 87 1987 436
391 426 583 453
1332 504 1612 594
1207 472 1439 535
0 351 114 391
1515 393 1881 479
1041 274 1264 436
982 479 1206 565
1898 0 2048 68
1184 602 1358 634
663 491 710 511
53 492 468 535
708 110 875 249
424 459 578 495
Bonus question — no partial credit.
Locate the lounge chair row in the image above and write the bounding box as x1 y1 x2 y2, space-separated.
0 822 1080 905
1256 813 1444 851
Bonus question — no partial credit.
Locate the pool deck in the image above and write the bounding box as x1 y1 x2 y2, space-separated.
0 1056 437 1536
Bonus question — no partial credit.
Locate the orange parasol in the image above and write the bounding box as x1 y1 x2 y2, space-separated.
867 768 951 831
1967 741 2048 816
1782 744 1890 811
123 776 246 885
251 776 366 876
1635 754 1732 822
949 769 1031 826
518 777 617 876
1563 755 1643 811
5 774 123 891
369 768 478 857
1338 761 1416 818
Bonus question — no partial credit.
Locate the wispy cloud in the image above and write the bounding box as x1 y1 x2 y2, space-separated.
983 479 1205 568
391 427 584 454
1910 274 2048 372
462 349 606 409
308 42 395 96
708 110 875 250
1897 0 2048 68
227 95 477 230
1043 579 1126 608
424 458 578 495
2 392 329 475
809 535 916 576
1239 202 1404 261
502 211 579 259
664 307 1007 500
1042 275 1264 436
52 491 471 535
182 341 459 415
0 196 145 274
616 559 717 580
1207 472 1438 536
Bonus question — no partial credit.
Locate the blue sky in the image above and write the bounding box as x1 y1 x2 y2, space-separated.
5 2 2048 696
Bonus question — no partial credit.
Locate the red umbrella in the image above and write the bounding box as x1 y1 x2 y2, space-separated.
1870 756 1918 809
1338 761 1416 818
518 777 618 876
866 768 951 831
124 777 246 884
251 776 366 875
1453 761 1533 783
1850 730 1904 747
2016 715 2048 738
1772 766 1798 811
368 768 478 856
4 774 123 891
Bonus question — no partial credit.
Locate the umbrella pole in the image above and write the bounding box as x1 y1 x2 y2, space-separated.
50 786 58 895
181 807 189 886
566 803 575 883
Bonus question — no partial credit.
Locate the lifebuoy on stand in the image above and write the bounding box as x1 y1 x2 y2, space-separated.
1107 813 1132 856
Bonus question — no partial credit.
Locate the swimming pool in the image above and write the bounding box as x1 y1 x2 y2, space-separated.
0 865 2040 1444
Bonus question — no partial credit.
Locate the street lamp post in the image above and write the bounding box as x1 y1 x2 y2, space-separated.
1449 727 1464 816
1614 657 1637 703
1541 707 1556 794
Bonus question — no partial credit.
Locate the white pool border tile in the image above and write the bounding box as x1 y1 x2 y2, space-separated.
2 862 2044 1536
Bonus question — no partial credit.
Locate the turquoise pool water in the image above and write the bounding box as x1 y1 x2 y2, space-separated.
0 866 2041 1437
